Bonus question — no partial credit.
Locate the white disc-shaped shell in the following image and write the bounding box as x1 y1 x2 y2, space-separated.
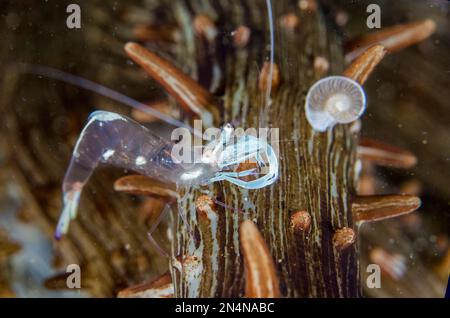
305 76 366 132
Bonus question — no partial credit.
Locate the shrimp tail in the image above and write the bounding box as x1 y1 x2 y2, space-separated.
55 190 81 240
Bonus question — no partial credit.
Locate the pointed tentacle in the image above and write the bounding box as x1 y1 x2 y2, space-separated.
125 42 221 127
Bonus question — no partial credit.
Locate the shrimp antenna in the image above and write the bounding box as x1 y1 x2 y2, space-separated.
17 63 203 138
259 0 275 127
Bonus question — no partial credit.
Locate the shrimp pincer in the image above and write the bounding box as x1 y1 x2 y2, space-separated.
56 111 279 239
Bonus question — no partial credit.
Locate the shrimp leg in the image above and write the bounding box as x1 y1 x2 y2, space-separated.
147 203 171 258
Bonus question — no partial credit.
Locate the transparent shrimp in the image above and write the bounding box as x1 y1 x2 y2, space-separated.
19 64 279 240
55 111 218 239
56 111 280 239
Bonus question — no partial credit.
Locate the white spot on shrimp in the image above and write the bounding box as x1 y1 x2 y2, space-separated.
166 227 173 242
102 149 115 160
135 156 147 166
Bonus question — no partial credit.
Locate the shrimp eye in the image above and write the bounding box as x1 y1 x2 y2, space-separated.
305 76 366 132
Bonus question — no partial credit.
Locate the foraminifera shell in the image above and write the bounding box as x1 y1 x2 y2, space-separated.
305 76 366 132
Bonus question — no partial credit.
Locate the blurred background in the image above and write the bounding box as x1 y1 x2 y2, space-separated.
0 0 448 297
